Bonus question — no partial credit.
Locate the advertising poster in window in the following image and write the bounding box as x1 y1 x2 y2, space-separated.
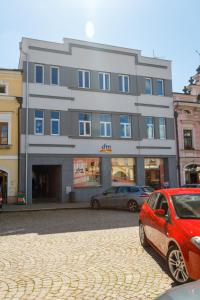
111 158 135 186
73 158 101 187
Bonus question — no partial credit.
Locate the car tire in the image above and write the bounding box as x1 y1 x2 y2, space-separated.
139 222 149 247
91 199 100 209
167 245 191 284
127 200 138 212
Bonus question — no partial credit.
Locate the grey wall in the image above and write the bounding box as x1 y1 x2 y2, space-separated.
23 61 172 96
20 108 175 140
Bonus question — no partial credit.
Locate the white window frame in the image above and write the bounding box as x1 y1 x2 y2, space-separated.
157 79 164 96
119 74 129 93
145 78 152 95
78 70 90 88
159 117 166 139
79 113 91 136
145 117 154 139
51 111 60 136
35 64 44 84
99 72 110 91
50 66 59 85
100 121 111 137
0 81 8 95
34 110 44 135
120 116 131 138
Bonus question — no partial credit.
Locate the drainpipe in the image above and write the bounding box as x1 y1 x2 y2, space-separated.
174 110 181 187
16 96 23 194
20 47 29 203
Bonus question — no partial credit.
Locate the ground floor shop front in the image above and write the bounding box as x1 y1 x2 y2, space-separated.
180 157 200 185
0 159 18 203
19 154 177 203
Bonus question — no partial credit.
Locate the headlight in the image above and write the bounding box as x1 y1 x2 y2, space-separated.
191 236 200 249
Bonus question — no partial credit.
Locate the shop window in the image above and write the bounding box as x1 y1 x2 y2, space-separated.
144 158 164 189
111 158 135 186
73 158 101 187
0 123 8 145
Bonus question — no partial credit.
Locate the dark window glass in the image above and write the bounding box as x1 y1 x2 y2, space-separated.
99 73 104 90
85 71 90 88
0 84 6 94
119 76 123 92
157 79 164 96
145 78 152 94
51 67 59 85
78 71 83 87
184 130 193 149
35 65 43 83
0 123 8 145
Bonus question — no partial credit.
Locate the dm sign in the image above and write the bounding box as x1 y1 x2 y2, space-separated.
99 144 112 153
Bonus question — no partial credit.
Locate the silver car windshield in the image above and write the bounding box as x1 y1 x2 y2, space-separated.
171 194 200 219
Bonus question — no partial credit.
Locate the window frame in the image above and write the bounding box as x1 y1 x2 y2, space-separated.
34 110 44 135
50 111 60 136
79 113 91 136
50 66 59 85
100 114 112 137
120 115 131 138
159 117 166 139
0 82 8 95
145 78 152 95
145 116 154 139
78 70 90 89
0 122 8 145
99 72 110 91
35 64 44 84
183 129 193 150
119 74 129 93
156 79 164 96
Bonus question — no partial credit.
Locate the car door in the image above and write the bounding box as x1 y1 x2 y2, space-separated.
115 186 128 208
150 193 170 254
100 187 118 207
142 192 159 241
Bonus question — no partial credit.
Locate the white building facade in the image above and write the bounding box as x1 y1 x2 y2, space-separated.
19 38 177 203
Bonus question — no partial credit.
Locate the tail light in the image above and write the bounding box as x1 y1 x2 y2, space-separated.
139 192 149 198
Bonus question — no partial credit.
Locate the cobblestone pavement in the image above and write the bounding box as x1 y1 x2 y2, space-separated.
0 209 173 300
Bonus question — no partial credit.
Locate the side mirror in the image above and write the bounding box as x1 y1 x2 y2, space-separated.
154 208 165 217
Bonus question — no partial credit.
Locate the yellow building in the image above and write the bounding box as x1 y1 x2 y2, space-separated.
0 69 22 203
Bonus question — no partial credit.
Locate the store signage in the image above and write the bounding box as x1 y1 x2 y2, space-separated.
99 144 112 153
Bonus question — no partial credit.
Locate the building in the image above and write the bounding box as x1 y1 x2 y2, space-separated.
0 69 22 203
174 66 200 186
19 37 177 203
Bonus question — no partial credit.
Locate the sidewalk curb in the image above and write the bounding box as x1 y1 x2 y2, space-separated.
1 205 91 213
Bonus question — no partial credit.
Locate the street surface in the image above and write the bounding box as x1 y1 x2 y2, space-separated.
0 209 173 299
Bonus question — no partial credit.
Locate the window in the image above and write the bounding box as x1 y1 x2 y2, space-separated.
79 113 91 136
0 84 6 94
99 72 110 91
155 193 169 215
51 111 60 135
78 70 90 88
184 129 193 150
145 117 154 139
147 193 159 209
100 114 111 137
34 110 44 135
35 65 44 84
51 66 59 85
159 117 166 139
119 75 129 93
0 123 8 145
145 78 152 94
111 158 135 186
120 115 131 138
144 158 165 189
73 158 101 187
156 79 164 96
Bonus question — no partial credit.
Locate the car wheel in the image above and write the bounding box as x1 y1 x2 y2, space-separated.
139 222 149 247
91 199 100 209
167 245 190 284
128 200 138 212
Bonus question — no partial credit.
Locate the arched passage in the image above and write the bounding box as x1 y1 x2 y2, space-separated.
0 170 8 199
184 164 200 184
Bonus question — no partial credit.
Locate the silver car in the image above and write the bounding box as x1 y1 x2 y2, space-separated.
90 185 152 212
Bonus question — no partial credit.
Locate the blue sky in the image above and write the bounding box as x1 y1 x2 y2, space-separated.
1 0 200 92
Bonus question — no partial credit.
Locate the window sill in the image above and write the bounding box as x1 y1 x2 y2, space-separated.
0 144 12 149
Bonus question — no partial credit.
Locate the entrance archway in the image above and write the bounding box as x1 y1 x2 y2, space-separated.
0 170 8 200
185 164 200 184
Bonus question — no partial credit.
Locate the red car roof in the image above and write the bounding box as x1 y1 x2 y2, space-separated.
155 188 200 196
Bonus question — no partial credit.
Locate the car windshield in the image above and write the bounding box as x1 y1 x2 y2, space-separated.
171 194 200 219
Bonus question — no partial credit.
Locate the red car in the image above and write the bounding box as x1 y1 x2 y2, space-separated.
139 188 200 284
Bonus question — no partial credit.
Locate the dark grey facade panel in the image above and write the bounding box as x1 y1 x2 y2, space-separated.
112 114 120 139
132 115 141 140
154 117 160 139
166 118 175 140
92 113 101 137
152 78 157 95
164 79 172 97
44 65 50 85
139 115 147 139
